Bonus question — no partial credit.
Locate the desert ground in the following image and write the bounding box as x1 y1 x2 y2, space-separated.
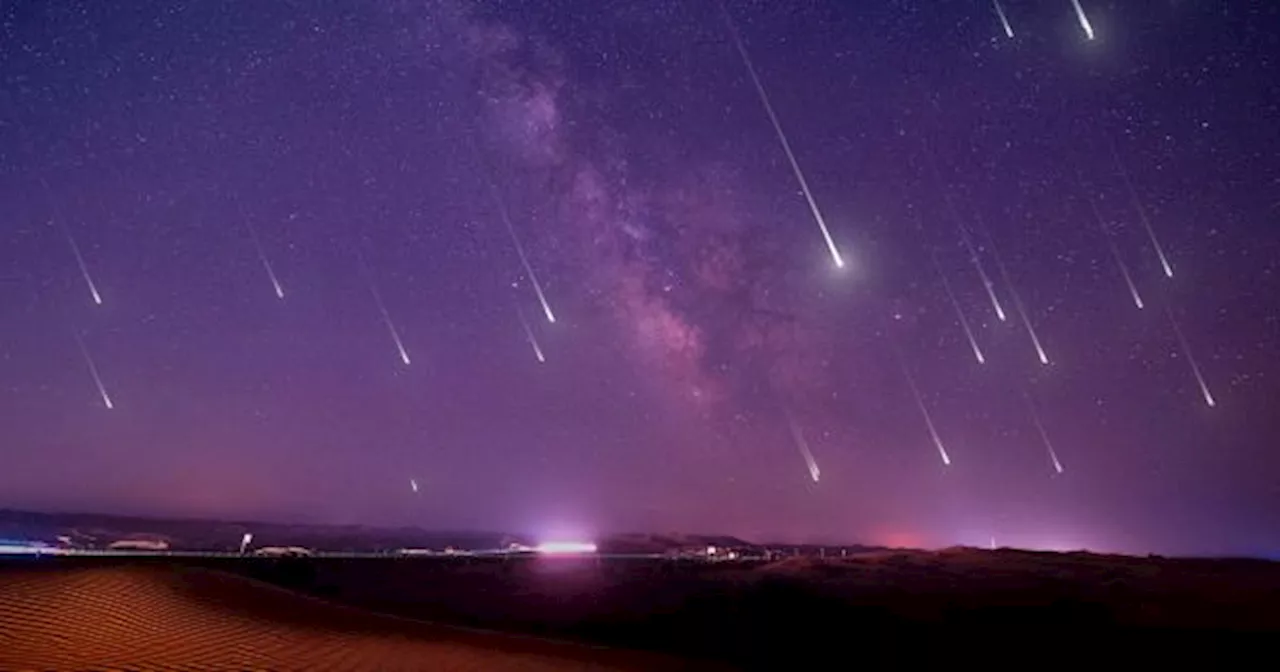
0 562 709 671
2 548 1278 669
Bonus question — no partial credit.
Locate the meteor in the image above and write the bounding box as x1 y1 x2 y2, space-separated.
930 249 986 364
924 149 1006 321
1023 390 1065 474
1163 302 1216 408
410 478 419 493
1070 0 1095 40
956 222 1007 323
895 349 952 466
74 333 113 410
784 409 821 483
515 304 546 363
978 220 1049 365
356 252 411 366
482 179 557 324
720 1 845 269
1109 140 1174 278
41 178 102 306
245 218 285 299
1081 179 1145 310
992 0 1015 38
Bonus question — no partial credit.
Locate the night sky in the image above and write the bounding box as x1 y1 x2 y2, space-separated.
2 1 1277 556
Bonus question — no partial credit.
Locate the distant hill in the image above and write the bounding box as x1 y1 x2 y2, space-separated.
0 509 524 553
2 509 863 555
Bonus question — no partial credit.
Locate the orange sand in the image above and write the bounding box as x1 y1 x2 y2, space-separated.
0 565 697 671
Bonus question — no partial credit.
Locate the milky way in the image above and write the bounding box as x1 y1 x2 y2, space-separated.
1 0 1277 556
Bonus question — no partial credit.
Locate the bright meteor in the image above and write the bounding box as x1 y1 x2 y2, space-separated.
895 348 952 466
246 219 284 300
925 150 1006 322
515 304 546 363
979 220 1049 365
1109 140 1174 279
720 1 845 269
357 252 411 366
992 0 1014 39
1070 0 1095 40
1163 302 1216 408
1081 179 1145 310
1023 390 1065 474
931 249 986 365
74 333 113 410
784 408 821 483
483 178 557 325
41 177 102 306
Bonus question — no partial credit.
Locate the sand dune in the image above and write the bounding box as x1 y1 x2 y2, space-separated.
0 565 695 671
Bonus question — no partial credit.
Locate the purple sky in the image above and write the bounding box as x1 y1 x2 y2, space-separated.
1 0 1277 556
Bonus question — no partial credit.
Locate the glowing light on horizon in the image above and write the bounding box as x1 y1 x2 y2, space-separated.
535 541 598 554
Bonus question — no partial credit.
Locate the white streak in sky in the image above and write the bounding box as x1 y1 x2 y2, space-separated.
925 153 1006 322
957 223 1007 322
1163 302 1216 408
1023 390 1064 474
720 2 845 269
1109 141 1174 278
357 253 411 366
483 180 556 324
979 221 1049 365
784 409 821 483
246 220 285 299
1070 0 1095 40
74 333 113 410
1082 185 1145 310
41 177 102 306
410 478 419 493
897 353 952 466
931 249 986 364
515 304 546 363
993 0 1014 38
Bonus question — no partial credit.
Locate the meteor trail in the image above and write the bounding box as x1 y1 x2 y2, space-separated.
356 252 411 366
245 219 284 299
1163 302 1216 408
1080 178 1145 310
41 177 102 306
1109 140 1174 278
74 333 113 410
992 0 1014 38
719 1 845 269
894 348 952 466
930 249 986 364
956 222 1007 322
1023 390 1065 474
410 478 419 493
482 178 557 324
923 146 1006 321
515 304 546 363
1070 0 1095 40
784 408 821 483
978 220 1049 365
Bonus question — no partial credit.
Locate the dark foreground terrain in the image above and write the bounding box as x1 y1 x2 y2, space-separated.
3 548 1279 669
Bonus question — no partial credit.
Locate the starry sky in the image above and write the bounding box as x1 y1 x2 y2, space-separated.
2 0 1277 556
